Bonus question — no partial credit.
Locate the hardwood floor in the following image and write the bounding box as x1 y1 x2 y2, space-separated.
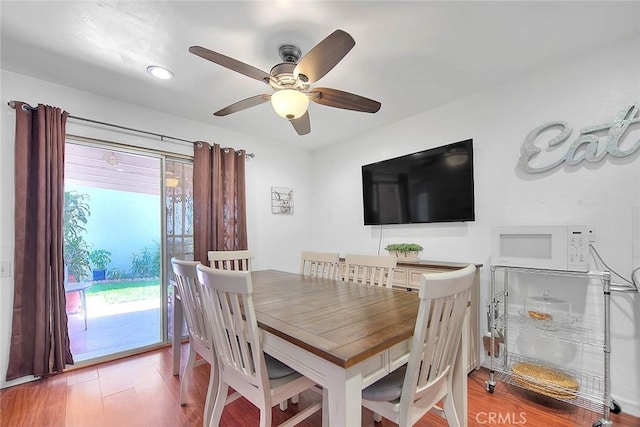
1 344 638 426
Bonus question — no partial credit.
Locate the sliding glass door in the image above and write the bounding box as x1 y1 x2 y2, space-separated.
165 159 194 342
64 140 192 362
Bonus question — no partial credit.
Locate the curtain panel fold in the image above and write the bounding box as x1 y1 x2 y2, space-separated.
6 102 73 381
193 143 248 264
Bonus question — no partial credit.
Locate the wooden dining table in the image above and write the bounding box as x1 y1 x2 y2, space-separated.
172 269 469 426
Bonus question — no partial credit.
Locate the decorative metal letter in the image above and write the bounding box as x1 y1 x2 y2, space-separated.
519 104 640 173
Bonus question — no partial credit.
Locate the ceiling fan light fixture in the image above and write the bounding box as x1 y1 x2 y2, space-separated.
271 89 309 119
190 30 379 134
147 65 174 80
444 150 469 167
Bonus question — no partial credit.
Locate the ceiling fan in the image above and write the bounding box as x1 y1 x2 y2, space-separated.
189 29 381 136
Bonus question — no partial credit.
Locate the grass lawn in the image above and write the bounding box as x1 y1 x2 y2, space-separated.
86 279 161 304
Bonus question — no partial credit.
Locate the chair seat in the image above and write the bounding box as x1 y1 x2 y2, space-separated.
265 353 296 379
362 365 406 402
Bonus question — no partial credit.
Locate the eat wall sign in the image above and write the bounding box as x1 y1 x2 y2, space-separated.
519 103 640 173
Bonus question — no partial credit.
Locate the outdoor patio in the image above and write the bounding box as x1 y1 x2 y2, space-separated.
67 295 169 362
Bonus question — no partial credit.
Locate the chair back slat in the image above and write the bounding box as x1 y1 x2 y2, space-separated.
401 264 475 413
300 251 340 279
170 258 210 351
208 250 253 271
343 253 397 288
196 265 322 426
197 264 266 389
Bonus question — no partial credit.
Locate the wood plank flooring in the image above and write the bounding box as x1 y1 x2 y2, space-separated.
1 344 638 426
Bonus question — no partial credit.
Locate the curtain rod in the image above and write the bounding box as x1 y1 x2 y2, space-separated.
7 100 255 158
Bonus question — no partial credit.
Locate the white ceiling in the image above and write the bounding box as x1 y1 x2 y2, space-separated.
2 1 639 150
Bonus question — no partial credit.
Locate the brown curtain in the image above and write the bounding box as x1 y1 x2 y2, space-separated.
193 142 248 263
6 102 73 381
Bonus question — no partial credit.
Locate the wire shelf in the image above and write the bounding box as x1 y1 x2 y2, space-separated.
491 265 609 281
504 313 604 349
487 265 614 424
493 354 607 414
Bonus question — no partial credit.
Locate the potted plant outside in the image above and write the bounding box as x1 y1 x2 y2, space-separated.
65 236 91 282
64 191 91 283
89 249 112 281
384 243 423 261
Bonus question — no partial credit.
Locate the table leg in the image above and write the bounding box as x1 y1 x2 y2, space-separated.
262 332 365 427
80 289 88 330
321 387 329 427
452 313 469 426
325 369 362 427
172 286 183 376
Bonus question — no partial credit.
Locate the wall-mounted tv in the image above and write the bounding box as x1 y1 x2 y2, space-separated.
362 139 475 225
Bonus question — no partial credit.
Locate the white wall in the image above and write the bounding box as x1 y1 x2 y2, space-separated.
311 37 640 415
0 70 312 388
2 33 639 416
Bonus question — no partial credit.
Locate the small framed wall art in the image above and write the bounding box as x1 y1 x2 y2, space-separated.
271 186 293 215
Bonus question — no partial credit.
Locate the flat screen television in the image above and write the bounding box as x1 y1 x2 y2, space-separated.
362 139 475 225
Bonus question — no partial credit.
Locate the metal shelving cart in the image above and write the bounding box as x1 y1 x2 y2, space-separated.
485 265 633 427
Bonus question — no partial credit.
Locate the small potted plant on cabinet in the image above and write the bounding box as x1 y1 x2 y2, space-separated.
384 243 424 261
89 249 112 281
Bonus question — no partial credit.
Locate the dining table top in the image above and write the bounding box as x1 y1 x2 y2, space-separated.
250 269 420 369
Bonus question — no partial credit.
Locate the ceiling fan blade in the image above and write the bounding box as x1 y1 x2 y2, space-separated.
290 111 311 135
309 88 381 113
214 94 270 116
294 30 355 84
189 46 272 84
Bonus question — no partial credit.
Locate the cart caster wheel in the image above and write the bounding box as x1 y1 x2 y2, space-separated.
610 399 621 414
592 421 603 427
486 382 495 393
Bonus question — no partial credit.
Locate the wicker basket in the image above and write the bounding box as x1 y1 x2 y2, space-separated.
511 362 579 399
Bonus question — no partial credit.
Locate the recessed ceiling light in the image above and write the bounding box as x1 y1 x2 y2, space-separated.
147 65 174 80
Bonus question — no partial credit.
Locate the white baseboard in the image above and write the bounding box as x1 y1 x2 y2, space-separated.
611 394 640 418
0 374 38 390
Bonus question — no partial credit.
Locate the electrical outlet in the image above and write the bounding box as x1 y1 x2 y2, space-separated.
0 261 11 278
588 228 596 243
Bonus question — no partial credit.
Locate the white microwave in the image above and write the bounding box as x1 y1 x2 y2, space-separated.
492 226 591 272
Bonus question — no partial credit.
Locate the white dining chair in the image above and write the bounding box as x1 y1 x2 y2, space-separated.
207 249 253 271
196 264 322 427
343 253 397 288
171 258 240 426
300 251 340 279
208 249 303 411
361 264 476 427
